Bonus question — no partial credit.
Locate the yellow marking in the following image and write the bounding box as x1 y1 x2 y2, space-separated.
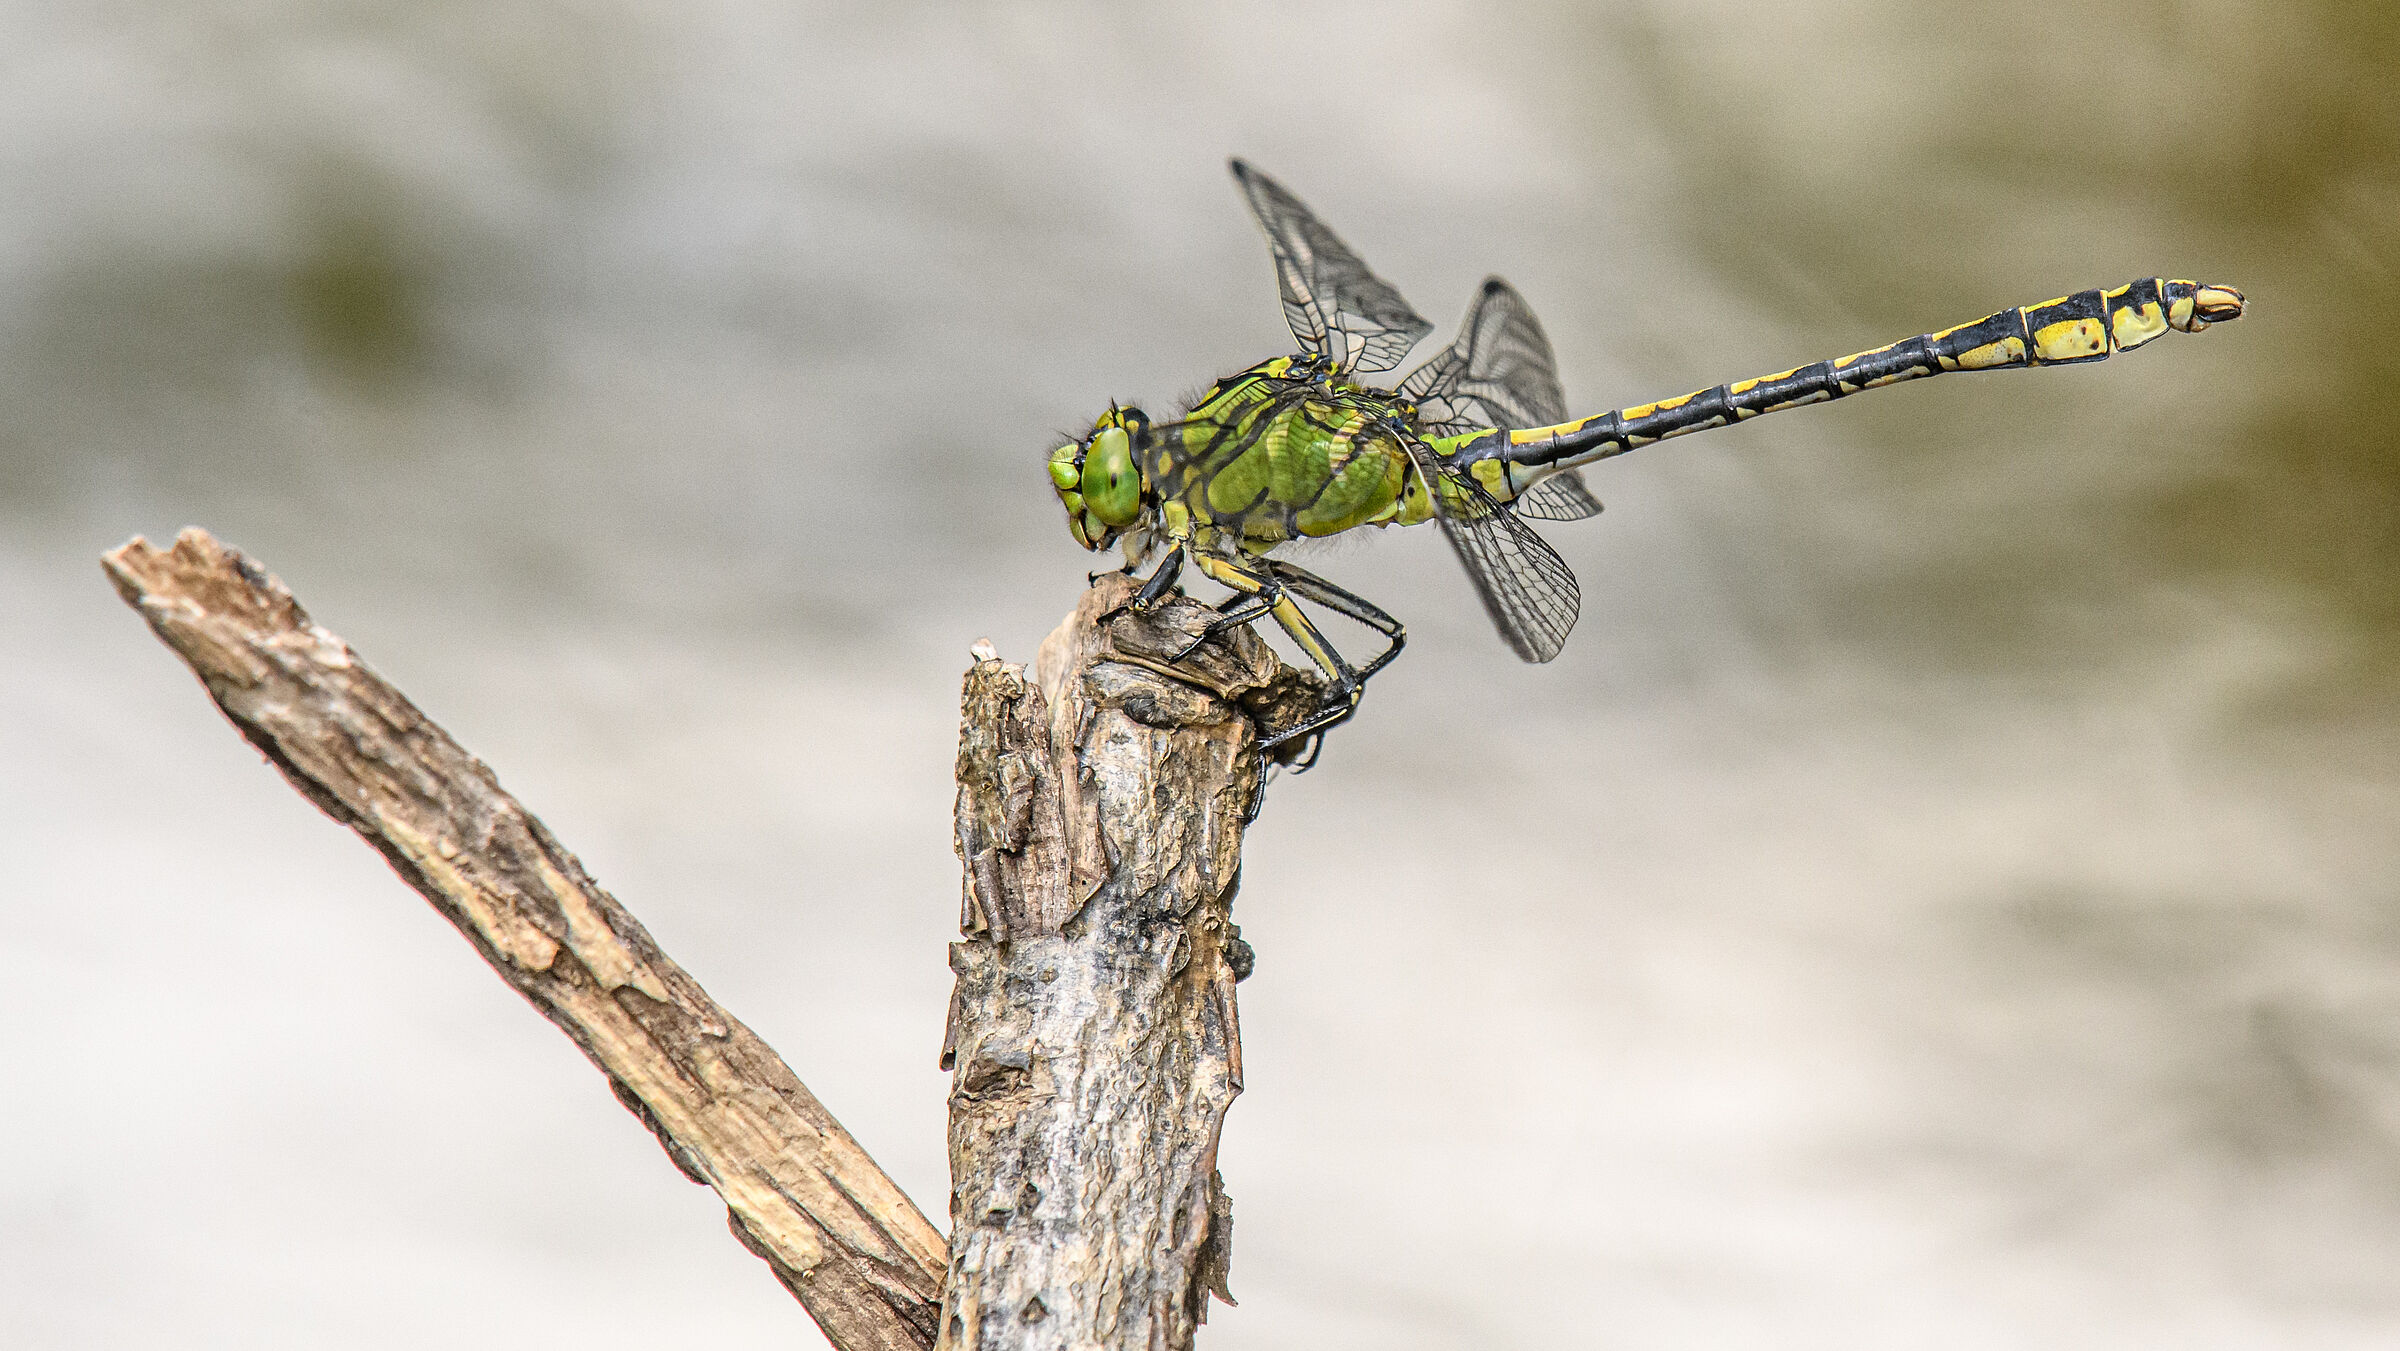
1264 356 1292 377
1655 393 1694 411
2193 285 2244 320
1955 336 2026 370
1161 499 1189 537
1470 459 1508 493
1510 416 1586 445
2032 317 2107 362
2110 301 2169 351
1194 553 1344 681
1860 368 1924 389
2167 294 2195 328
1762 389 1833 412
1269 595 1336 671
1619 402 1657 421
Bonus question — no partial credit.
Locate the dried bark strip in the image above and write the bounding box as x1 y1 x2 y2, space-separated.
104 528 947 1351
940 576 1320 1351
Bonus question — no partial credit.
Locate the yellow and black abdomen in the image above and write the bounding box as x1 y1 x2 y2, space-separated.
1470 278 2245 485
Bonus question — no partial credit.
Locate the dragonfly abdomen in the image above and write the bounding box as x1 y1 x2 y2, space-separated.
1482 278 2245 484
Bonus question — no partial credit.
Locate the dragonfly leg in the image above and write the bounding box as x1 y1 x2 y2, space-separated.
1253 694 1357 774
1170 590 1277 663
1189 551 1365 761
1131 546 1186 608
1169 564 1298 660
1170 559 1405 679
1096 547 1187 625
1261 558 1406 683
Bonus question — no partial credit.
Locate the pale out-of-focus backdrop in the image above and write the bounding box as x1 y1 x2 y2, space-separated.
5 3 2395 1347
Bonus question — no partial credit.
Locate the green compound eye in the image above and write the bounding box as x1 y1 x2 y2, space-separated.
1079 425 1140 526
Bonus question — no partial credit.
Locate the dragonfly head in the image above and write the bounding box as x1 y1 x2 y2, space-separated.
1048 405 1155 553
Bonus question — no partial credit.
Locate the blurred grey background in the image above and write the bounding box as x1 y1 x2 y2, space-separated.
4 2 2396 1346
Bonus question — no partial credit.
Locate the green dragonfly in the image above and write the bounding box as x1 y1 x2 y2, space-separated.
1048 160 2245 761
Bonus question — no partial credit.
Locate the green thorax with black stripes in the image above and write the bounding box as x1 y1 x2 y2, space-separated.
1142 352 1442 555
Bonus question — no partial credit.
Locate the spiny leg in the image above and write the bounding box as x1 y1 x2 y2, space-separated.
1171 591 1278 663
1189 551 1365 759
1263 557 1407 683
1169 558 1406 683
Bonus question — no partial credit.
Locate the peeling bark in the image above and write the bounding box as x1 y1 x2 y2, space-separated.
940 576 1319 1351
104 529 947 1351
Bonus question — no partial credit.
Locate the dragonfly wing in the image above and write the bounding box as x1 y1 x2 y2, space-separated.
1513 473 1605 521
1230 159 1432 374
1398 276 1603 521
1400 438 1581 663
1396 276 1568 427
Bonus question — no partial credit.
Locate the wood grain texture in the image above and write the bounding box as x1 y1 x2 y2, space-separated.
103 528 948 1351
941 575 1320 1351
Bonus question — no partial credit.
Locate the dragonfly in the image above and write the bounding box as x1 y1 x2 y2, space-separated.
1047 159 2245 762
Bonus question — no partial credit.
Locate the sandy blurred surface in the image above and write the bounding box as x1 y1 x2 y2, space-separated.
5 2 2398 1346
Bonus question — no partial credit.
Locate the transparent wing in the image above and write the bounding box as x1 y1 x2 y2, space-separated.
1396 276 1568 431
1230 159 1432 374
1513 473 1605 521
1399 438 1581 663
1398 276 1602 522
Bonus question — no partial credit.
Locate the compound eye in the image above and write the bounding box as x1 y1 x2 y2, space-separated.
1079 425 1141 526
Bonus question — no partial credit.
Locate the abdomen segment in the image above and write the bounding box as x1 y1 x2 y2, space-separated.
1477 278 2245 478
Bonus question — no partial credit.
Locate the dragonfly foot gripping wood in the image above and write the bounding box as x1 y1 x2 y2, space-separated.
942 575 1317 1351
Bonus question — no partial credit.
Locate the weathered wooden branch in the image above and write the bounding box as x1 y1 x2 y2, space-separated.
103 529 948 1351
939 576 1320 1351
108 529 1321 1351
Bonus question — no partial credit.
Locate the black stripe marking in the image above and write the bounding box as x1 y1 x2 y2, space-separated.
1927 309 2028 367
